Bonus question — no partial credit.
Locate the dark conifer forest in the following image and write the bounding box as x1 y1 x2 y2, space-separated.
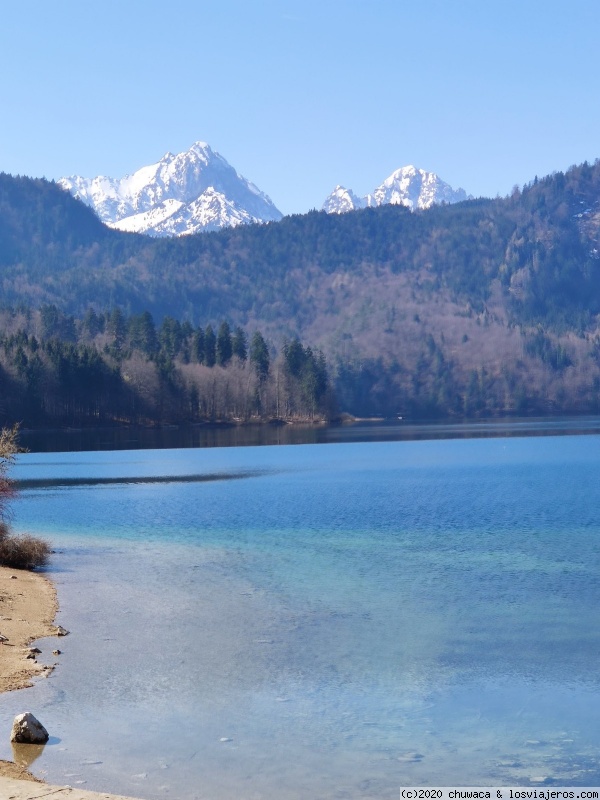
0 307 333 427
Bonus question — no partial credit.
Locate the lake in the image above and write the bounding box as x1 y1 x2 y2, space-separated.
1 425 600 797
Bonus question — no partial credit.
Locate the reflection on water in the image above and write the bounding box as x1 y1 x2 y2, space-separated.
11 742 47 770
1 432 600 797
19 415 600 453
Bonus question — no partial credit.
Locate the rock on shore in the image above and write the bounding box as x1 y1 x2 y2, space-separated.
10 712 49 744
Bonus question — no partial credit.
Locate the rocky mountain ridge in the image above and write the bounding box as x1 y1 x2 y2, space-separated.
323 165 469 213
58 141 283 237
58 142 471 236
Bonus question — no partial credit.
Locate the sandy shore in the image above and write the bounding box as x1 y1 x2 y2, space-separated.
0 776 144 799
0 568 147 798
0 564 58 781
0 566 58 693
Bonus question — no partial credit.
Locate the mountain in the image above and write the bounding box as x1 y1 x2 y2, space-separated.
58 141 283 237
59 143 468 234
322 186 366 213
2 159 600 418
323 166 469 213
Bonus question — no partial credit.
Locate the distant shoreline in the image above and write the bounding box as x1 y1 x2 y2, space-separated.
15 415 600 455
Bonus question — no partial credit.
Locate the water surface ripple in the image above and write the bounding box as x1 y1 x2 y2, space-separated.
0 433 599 797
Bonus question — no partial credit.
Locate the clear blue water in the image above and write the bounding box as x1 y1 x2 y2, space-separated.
1 434 600 797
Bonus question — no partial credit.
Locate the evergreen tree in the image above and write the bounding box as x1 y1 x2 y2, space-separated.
192 327 205 364
107 308 126 346
128 311 158 356
82 308 102 338
204 324 216 367
216 321 233 366
181 321 194 339
159 316 183 359
232 326 248 362
283 338 305 377
14 346 28 376
250 331 269 381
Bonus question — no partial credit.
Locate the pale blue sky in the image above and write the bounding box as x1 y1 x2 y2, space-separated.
1 0 598 215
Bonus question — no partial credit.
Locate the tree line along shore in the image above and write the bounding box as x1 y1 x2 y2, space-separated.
0 306 333 428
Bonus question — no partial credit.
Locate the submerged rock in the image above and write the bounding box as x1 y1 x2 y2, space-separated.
10 712 49 744
397 752 424 762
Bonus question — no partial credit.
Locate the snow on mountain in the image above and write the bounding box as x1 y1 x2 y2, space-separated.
58 141 283 237
323 166 469 214
322 185 366 214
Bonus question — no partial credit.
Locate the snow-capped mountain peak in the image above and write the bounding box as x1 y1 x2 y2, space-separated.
323 166 469 214
322 185 366 214
58 141 282 237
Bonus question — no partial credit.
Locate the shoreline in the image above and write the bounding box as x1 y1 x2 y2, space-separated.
0 565 58 781
17 415 600 456
0 567 147 799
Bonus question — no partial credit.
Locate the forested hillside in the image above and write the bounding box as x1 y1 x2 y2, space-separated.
1 160 600 420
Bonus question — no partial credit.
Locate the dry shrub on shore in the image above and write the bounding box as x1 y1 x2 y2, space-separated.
0 426 51 570
0 522 51 570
